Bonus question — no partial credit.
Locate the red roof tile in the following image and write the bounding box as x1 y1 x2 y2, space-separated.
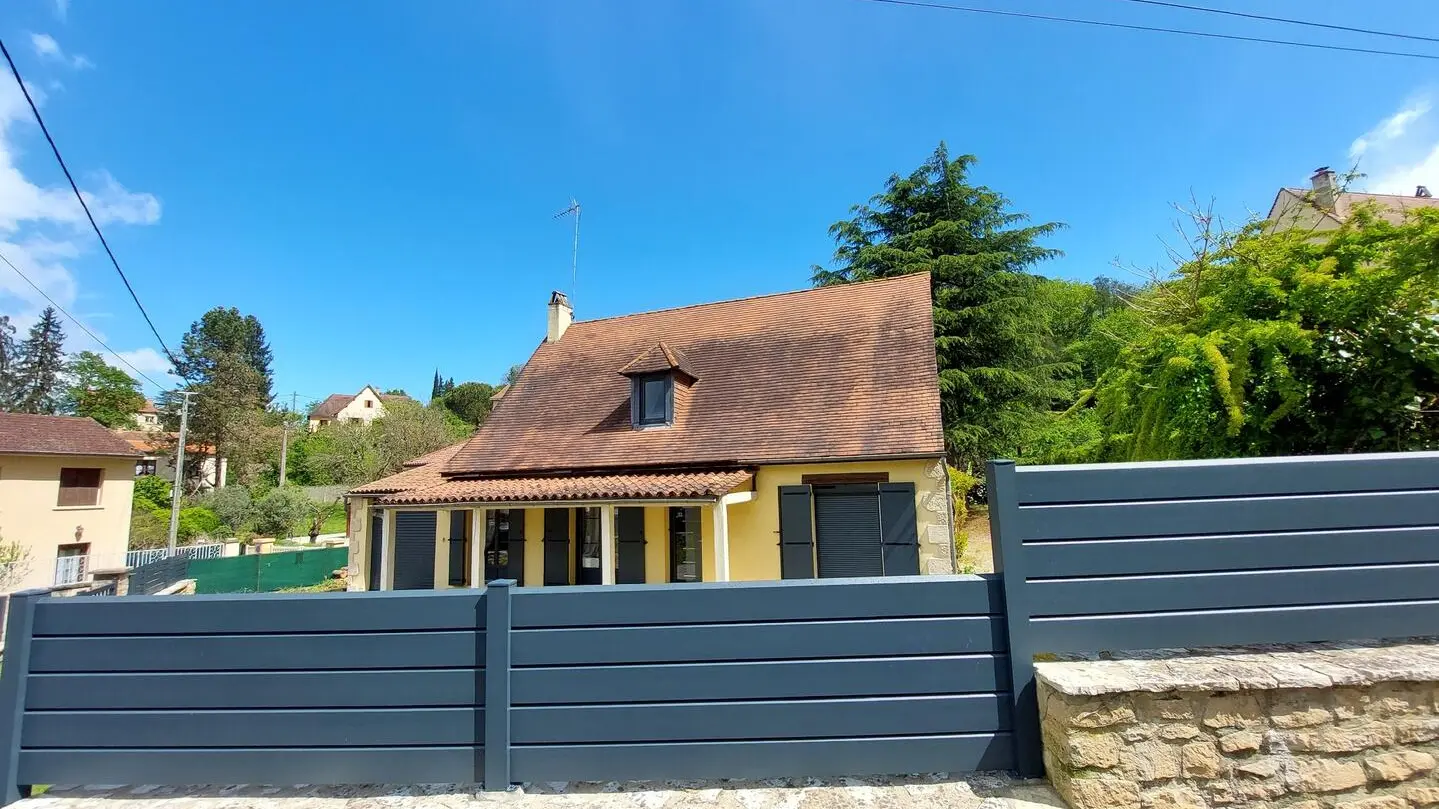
446 274 943 475
349 441 468 495
378 469 754 505
0 413 140 458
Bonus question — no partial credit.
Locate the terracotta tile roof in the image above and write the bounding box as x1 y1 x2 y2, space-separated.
618 342 694 377
447 274 943 475
349 441 468 495
378 469 754 505
139 399 158 414
113 430 217 456
0 413 140 457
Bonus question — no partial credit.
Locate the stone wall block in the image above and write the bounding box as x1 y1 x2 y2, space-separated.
1395 718 1439 745
1364 751 1437 783
1367 683 1431 719
1120 740 1183 782
1271 690 1336 729
1233 757 1282 780
1217 730 1262 755
1159 725 1201 742
1271 725 1395 754
1286 758 1368 793
1068 777 1141 809
1202 694 1264 730
1138 786 1206 809
1333 797 1408 809
1139 694 1196 722
1064 732 1124 770
1180 740 1226 779
1407 785 1439 806
1071 696 1139 730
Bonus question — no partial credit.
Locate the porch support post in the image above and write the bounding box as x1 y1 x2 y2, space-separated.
600 504 616 585
379 508 393 591
713 499 730 582
470 507 485 587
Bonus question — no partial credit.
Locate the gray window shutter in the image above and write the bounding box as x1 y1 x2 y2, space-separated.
393 511 437 590
616 507 646 583
813 485 883 578
778 485 815 579
447 510 468 586
507 509 526 585
543 508 570 586
879 482 920 576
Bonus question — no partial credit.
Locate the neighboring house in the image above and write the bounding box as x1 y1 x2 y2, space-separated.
1266 166 1439 234
113 430 228 491
0 413 138 591
308 386 412 431
133 399 161 432
347 274 953 592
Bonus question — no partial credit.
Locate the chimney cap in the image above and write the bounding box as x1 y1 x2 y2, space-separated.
549 291 571 307
1313 166 1334 176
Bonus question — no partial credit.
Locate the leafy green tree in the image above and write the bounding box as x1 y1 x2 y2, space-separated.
134 474 172 510
504 364 524 386
0 315 17 410
383 388 408 396
177 506 222 541
62 351 147 428
1082 205 1439 460
813 143 1065 469
128 508 170 550
303 399 468 485
173 307 273 401
204 484 254 533
438 381 497 426
13 307 66 414
164 308 274 474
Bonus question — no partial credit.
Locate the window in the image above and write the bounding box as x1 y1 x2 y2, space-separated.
631 372 673 428
364 399 374 408
135 459 157 477
54 543 90 585
669 506 701 582
58 468 102 507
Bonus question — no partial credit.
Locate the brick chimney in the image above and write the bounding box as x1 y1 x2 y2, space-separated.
547 291 572 343
1311 166 1338 210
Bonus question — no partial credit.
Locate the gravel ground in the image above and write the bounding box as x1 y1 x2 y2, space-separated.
24 775 1065 809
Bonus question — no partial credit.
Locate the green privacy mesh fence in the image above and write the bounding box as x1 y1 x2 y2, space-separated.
185 548 350 594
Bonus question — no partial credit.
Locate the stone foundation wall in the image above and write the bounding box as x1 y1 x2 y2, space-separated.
1037 641 1439 809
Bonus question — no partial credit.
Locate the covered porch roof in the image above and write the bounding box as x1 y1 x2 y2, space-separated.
374 468 754 506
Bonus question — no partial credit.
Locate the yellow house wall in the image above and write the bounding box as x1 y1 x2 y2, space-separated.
724 458 953 579
0 453 136 591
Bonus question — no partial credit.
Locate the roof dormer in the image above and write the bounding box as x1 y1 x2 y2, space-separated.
619 342 696 430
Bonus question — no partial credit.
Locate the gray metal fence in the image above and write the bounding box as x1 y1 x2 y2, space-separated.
987 449 1439 776
1 449 1436 800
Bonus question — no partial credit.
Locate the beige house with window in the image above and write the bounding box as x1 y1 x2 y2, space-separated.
308 386 412 431
1266 166 1439 234
347 275 953 593
0 413 138 592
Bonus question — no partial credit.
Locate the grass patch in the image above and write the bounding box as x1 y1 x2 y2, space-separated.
320 510 347 534
278 577 347 593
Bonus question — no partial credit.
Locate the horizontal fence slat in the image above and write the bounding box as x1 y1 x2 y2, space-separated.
26 669 480 710
510 734 1014 782
511 576 1002 628
1017 490 1439 542
31 589 485 637
512 617 1005 666
512 695 1009 744
1026 527 1439 578
23 708 479 749
1030 600 1439 653
1015 451 1439 504
512 656 1009 704
1029 564 1439 617
30 632 481 673
18 747 478 786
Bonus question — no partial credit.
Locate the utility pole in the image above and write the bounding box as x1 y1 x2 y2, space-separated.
166 391 195 554
279 392 297 486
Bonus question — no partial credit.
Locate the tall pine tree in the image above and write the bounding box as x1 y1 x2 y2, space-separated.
14 308 67 415
813 143 1065 469
0 315 16 411
165 307 274 469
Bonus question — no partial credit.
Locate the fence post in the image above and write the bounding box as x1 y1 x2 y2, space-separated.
483 579 514 790
987 460 1043 778
0 589 48 806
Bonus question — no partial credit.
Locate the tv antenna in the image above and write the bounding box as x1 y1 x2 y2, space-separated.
554 199 581 299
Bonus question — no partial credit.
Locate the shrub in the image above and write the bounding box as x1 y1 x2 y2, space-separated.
177 506 222 541
251 487 311 538
128 508 170 550
133 475 171 509
949 466 982 564
204 485 254 534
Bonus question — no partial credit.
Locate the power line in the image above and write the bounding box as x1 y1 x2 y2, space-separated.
1112 0 1439 45
0 246 170 391
852 0 1439 61
0 36 181 367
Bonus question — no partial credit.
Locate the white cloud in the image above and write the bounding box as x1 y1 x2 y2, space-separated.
0 64 165 388
29 33 92 70
1347 95 1439 195
113 347 177 381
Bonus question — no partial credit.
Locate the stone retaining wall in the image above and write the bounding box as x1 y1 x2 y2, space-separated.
1036 640 1439 809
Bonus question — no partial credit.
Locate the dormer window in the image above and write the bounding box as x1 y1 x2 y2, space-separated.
632 372 673 428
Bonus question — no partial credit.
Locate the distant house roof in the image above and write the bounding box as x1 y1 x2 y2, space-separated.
113 430 216 456
1268 187 1439 227
309 388 412 420
445 273 944 477
0 413 139 458
349 441 469 496
138 399 158 414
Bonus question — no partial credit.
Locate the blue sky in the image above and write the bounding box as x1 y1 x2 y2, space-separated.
2 0 1437 407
